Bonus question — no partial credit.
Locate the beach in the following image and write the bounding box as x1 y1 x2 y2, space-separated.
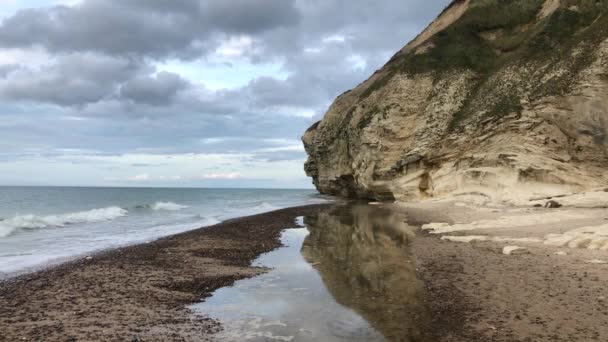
2 0 607 341
399 195 608 342
2 199 608 341
0 204 330 341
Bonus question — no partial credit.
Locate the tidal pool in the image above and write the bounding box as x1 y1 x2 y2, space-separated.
191 205 429 341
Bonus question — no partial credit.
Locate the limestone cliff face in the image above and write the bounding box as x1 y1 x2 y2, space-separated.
303 0 608 202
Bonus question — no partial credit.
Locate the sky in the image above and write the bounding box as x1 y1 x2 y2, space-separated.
0 0 449 188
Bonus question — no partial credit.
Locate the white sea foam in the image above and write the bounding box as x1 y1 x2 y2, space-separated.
295 216 305 227
0 207 128 238
228 202 283 219
0 188 320 276
252 202 280 212
151 202 189 211
199 217 221 227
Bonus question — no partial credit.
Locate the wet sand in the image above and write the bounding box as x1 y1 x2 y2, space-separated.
413 232 608 342
0 204 330 341
3 200 607 341
397 200 608 341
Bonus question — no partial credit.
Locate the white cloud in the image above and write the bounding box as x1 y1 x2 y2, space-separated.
0 47 50 68
304 47 322 54
216 35 255 58
2 151 307 186
347 55 367 70
0 0 449 188
322 34 346 43
200 172 241 180
128 173 150 181
120 172 241 183
256 142 304 153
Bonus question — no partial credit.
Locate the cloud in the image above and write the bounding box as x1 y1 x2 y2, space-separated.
216 35 255 58
119 71 189 106
0 52 148 106
0 64 18 77
124 172 241 182
128 173 150 181
200 172 241 180
202 0 300 34
0 0 448 111
0 0 300 59
0 0 451 186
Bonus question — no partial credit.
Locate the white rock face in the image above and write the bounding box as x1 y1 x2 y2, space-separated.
303 1 608 202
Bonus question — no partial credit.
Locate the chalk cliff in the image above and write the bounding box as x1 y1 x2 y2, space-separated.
303 0 608 203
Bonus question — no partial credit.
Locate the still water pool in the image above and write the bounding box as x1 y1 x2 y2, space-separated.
191 205 430 341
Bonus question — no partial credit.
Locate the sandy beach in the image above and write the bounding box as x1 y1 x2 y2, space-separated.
0 204 330 341
398 193 608 342
1 0 607 341
2 198 608 341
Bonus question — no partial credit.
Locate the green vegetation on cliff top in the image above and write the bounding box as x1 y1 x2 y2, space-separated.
391 0 607 75
358 0 608 131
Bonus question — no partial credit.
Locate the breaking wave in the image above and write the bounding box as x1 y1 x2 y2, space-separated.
193 216 221 227
150 202 189 211
252 202 280 211
0 207 128 238
133 202 189 211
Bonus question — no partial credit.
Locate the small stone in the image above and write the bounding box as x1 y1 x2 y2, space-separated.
545 200 562 208
503 246 527 255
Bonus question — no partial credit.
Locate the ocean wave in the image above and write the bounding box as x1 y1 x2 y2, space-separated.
150 202 189 211
0 207 128 238
251 202 280 211
198 217 221 226
133 202 189 211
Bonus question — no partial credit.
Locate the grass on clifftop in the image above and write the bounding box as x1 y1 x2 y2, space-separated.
360 0 546 100
394 0 546 74
360 0 608 132
399 0 607 73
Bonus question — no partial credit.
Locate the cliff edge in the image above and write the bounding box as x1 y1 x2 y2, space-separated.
303 0 608 203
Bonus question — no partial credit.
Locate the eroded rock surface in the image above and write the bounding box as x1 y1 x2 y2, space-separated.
303 0 608 202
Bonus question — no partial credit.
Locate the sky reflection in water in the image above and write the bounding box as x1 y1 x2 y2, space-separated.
191 204 429 341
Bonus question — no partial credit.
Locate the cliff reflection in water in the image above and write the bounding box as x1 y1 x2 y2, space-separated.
302 204 430 342
193 204 429 341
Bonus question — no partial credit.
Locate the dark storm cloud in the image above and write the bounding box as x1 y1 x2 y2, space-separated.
0 0 450 161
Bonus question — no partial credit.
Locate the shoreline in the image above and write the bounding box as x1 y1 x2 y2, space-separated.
0 204 331 341
3 200 606 341
0 204 319 281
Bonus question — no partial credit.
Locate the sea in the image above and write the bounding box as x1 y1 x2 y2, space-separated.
0 186 329 277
